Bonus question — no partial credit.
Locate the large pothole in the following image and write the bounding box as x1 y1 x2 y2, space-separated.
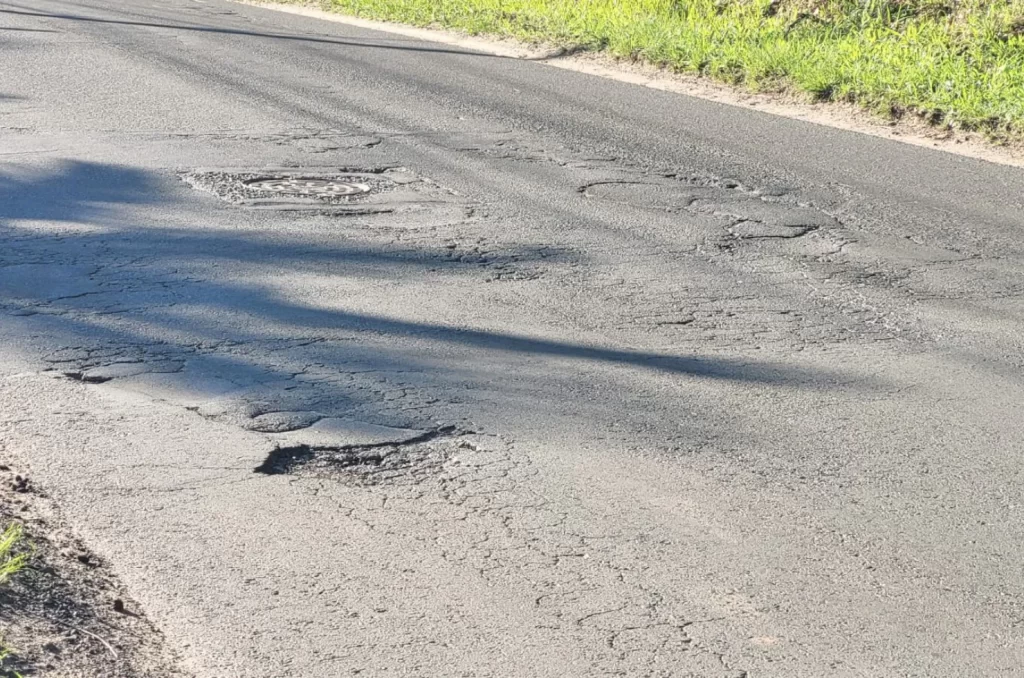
180 166 474 223
254 425 464 486
242 176 373 198
180 167 393 210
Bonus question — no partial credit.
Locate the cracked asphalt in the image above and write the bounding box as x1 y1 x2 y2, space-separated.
2 0 1024 675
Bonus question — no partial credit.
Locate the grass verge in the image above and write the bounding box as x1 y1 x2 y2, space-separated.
296 0 1024 143
0 524 27 678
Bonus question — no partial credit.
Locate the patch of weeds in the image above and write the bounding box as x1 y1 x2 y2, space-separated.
0 525 27 587
0 524 27 678
0 641 24 678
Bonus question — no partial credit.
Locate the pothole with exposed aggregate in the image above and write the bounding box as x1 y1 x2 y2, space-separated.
254 425 463 486
179 166 472 223
180 168 392 208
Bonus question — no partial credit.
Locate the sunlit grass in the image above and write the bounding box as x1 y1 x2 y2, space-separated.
0 642 22 678
0 525 27 586
304 0 1024 141
0 524 27 678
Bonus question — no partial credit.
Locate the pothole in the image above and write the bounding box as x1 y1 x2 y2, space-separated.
62 371 112 385
242 176 372 198
181 169 391 209
254 425 462 485
180 166 469 221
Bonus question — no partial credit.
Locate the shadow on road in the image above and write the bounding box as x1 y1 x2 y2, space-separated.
1 160 869 441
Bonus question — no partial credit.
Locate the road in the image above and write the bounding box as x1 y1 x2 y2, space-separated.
1 0 1023 675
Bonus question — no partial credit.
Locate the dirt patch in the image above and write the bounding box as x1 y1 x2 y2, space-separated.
0 463 184 678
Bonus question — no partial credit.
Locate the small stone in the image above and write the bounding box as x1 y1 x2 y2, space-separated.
113 599 126 613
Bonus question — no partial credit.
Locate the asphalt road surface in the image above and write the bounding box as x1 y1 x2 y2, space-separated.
2 0 1024 676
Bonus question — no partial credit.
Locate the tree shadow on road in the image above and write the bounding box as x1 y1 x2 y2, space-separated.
1 160 876 445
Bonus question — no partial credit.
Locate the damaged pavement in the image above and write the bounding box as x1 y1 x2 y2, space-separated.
2 0 1024 676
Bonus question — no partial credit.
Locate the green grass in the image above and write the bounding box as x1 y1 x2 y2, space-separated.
300 0 1024 142
0 525 27 587
0 644 21 678
0 524 27 678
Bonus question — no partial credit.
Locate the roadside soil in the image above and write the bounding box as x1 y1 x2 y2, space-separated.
0 458 184 678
